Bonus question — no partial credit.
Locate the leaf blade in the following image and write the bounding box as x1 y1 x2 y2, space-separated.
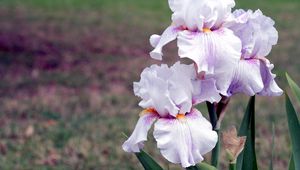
135 150 164 170
288 154 295 170
186 162 217 170
285 94 300 170
197 162 218 170
286 73 300 103
236 96 258 170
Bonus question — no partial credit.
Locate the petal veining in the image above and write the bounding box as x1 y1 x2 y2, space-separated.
153 109 217 167
177 28 241 95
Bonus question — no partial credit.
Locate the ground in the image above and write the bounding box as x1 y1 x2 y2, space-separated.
0 0 300 169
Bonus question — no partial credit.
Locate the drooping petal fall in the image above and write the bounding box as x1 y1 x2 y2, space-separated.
257 59 283 96
149 25 179 60
227 59 264 96
227 58 283 96
122 112 158 153
177 28 241 95
153 109 218 168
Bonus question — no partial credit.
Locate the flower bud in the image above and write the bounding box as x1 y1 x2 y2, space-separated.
222 126 246 163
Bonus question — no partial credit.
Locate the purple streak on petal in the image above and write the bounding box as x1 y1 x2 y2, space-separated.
227 59 264 96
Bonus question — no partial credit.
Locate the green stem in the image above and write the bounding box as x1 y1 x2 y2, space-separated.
206 102 217 129
206 102 220 168
229 163 236 170
211 129 220 168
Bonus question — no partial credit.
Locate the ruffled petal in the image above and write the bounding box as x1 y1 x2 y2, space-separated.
227 58 283 96
258 59 283 96
149 25 179 60
134 62 214 117
134 64 178 117
122 113 158 152
228 9 278 59
227 59 264 96
177 28 241 95
169 0 235 30
193 78 222 104
168 0 191 12
153 109 218 168
223 9 250 28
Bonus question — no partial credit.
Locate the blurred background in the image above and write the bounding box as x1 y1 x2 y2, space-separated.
0 0 299 169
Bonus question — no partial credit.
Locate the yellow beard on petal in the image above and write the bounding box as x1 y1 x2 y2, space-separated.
140 108 186 119
140 108 158 116
203 28 212 33
176 113 185 119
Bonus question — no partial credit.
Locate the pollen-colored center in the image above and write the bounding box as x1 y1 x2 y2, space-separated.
140 108 157 116
176 113 185 119
203 28 212 33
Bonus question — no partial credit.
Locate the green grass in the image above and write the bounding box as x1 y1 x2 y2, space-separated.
0 0 299 169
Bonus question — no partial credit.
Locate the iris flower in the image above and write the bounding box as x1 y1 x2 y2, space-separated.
149 0 242 95
122 62 219 167
226 9 283 96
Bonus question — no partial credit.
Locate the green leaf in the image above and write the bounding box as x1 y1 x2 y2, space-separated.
135 150 164 170
285 94 300 170
269 123 275 170
286 73 300 103
186 162 217 170
122 133 163 170
236 96 258 170
229 163 236 170
198 162 218 170
288 154 295 170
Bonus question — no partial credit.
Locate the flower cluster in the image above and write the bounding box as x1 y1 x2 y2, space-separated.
123 0 282 168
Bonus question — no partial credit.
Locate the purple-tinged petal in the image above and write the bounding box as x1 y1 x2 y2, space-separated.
169 0 235 31
223 9 250 28
134 64 178 117
258 59 283 96
153 109 217 168
227 58 283 96
134 63 202 117
149 25 179 60
122 113 158 153
227 59 264 96
193 78 221 104
177 28 241 95
169 62 195 115
228 9 278 59
168 0 191 12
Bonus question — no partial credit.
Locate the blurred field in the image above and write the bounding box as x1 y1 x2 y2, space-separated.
0 0 299 169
